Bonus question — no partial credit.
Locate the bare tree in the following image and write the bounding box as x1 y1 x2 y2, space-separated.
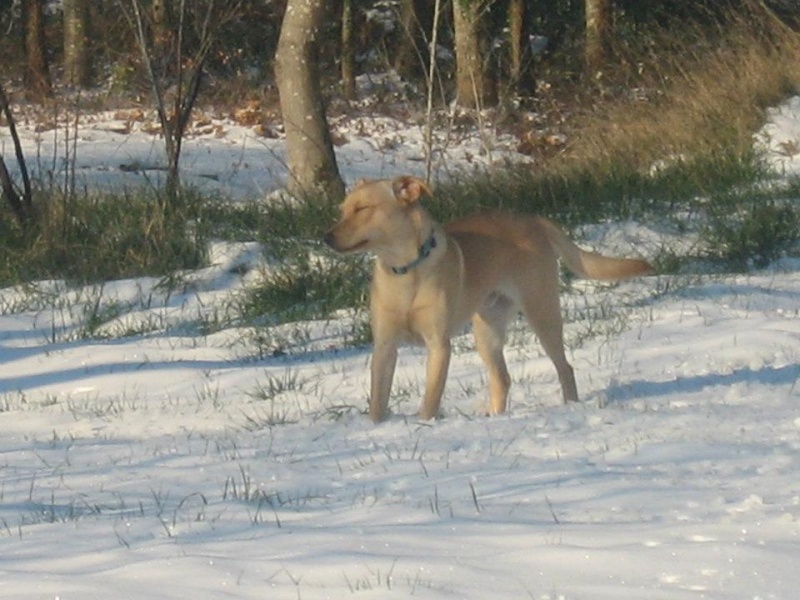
508 0 536 97
341 0 356 101
152 0 170 46
585 0 612 75
275 0 344 200
123 0 242 205
64 0 91 87
22 0 51 100
453 0 496 109
394 0 429 83
508 0 524 85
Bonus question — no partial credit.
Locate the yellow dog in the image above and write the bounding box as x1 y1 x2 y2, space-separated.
325 176 654 422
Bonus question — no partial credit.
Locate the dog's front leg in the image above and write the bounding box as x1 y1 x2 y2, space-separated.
370 339 398 423
419 338 451 420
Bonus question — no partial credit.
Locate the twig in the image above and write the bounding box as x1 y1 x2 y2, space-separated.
469 481 482 514
424 0 443 184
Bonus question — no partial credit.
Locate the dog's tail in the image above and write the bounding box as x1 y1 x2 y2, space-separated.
538 217 655 281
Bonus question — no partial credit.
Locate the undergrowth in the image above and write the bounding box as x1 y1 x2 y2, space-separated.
0 186 207 285
236 244 369 326
3 148 797 346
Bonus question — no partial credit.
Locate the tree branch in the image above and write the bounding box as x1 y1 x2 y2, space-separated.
0 83 34 226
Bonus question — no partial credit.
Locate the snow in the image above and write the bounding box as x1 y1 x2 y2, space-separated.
756 96 800 178
2 105 526 198
1 98 800 599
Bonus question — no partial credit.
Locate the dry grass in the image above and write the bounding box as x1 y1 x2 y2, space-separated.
559 2 800 173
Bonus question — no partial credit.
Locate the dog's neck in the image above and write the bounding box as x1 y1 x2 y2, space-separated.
388 230 437 275
377 208 444 276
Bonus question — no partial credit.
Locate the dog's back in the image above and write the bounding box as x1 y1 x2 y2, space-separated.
447 212 654 282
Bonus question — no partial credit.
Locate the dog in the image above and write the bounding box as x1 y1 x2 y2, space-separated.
324 176 654 422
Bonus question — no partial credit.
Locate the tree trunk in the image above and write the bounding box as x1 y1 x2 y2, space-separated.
22 0 52 101
151 0 173 74
452 0 495 109
585 0 611 75
152 0 170 44
0 83 35 228
275 0 344 200
394 0 426 82
508 0 535 97
509 0 523 84
341 0 356 101
64 0 91 87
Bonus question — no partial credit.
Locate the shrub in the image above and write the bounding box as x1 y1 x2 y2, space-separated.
704 196 800 271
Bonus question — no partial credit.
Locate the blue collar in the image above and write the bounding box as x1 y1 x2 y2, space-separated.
390 231 437 275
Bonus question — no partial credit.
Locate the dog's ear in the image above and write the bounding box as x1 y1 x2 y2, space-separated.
354 178 369 189
392 176 432 205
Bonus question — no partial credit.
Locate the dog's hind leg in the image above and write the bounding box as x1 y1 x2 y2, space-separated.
519 282 578 404
473 295 515 414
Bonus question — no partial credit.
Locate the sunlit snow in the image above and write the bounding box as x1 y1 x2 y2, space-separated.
0 96 799 599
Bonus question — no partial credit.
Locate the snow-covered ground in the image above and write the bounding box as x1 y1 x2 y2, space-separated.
1 98 800 599
2 101 525 198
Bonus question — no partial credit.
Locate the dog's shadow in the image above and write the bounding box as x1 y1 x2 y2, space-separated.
603 363 799 405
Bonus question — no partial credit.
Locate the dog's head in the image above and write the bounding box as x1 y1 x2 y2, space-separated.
324 176 433 255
